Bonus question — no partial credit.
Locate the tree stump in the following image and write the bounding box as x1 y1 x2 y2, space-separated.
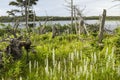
98 9 106 43
5 37 31 60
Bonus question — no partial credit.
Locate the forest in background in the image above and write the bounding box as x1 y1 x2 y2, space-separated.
0 16 120 22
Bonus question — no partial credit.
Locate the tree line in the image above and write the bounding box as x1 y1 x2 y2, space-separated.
0 16 120 22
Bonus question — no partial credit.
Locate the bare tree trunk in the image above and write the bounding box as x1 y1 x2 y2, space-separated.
78 19 84 35
84 23 89 36
78 19 89 36
32 10 36 33
98 9 106 43
25 0 29 31
52 25 57 38
33 11 36 26
71 0 73 33
73 6 78 34
25 0 30 62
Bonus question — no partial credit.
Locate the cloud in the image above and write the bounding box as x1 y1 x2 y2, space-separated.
0 0 120 16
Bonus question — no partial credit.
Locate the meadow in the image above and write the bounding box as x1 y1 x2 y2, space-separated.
0 24 120 80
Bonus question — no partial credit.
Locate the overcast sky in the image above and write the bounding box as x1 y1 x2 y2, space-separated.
0 0 120 16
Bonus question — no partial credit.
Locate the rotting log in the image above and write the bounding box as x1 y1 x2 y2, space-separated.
98 9 106 43
0 37 32 66
5 38 31 60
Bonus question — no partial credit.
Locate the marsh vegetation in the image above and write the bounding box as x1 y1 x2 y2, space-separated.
0 0 120 80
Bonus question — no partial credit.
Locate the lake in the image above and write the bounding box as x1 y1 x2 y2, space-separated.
1 20 120 30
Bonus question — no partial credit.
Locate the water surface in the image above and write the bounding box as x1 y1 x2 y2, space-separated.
1 20 120 30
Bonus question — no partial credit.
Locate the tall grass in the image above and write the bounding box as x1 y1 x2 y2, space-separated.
2 47 118 80
0 32 120 80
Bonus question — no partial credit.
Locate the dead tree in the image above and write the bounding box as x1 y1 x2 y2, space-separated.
5 37 31 60
75 7 89 36
71 0 74 33
65 0 74 33
52 25 58 38
79 19 86 34
0 35 33 66
39 25 46 34
25 0 29 31
39 19 48 34
52 24 62 38
73 5 78 34
6 19 20 38
98 9 106 43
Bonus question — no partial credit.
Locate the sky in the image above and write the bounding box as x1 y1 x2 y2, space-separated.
0 0 120 16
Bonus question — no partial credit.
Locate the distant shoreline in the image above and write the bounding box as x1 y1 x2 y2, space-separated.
0 16 120 22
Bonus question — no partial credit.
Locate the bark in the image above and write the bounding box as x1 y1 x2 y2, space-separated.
74 6 89 36
71 0 73 33
5 38 31 60
39 25 46 34
52 25 57 38
73 6 78 34
25 0 29 31
98 9 106 43
79 19 84 34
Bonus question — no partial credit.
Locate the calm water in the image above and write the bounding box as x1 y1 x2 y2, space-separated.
1 20 120 30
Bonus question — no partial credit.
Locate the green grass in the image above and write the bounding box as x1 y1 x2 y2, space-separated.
0 31 120 80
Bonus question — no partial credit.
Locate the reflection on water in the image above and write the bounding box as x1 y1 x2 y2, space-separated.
1 20 120 30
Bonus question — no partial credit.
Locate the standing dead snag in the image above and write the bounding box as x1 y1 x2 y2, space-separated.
39 22 47 34
98 9 106 43
71 0 74 33
74 7 89 36
73 6 77 34
52 25 57 38
79 19 86 34
64 0 74 33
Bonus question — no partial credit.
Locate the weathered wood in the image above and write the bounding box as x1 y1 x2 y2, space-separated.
71 0 73 33
98 9 106 43
74 6 89 36
79 19 84 34
13 19 20 37
25 0 29 32
39 18 48 34
39 25 46 34
84 23 89 36
4 37 31 60
78 19 89 36
73 6 78 34
52 25 57 38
